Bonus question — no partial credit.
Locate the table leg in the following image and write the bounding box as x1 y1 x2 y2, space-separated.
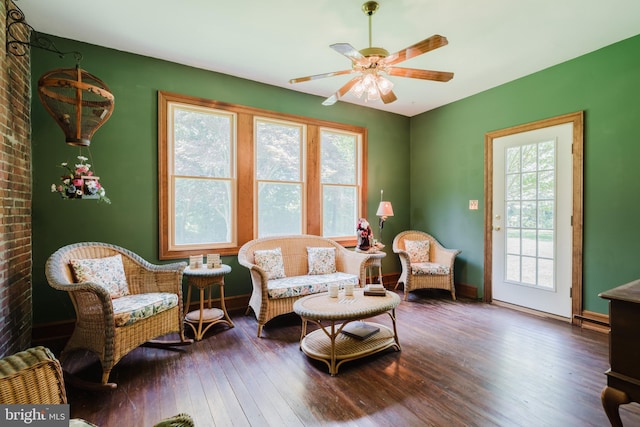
329 321 337 376
195 287 206 340
601 386 630 427
184 284 193 318
218 282 234 327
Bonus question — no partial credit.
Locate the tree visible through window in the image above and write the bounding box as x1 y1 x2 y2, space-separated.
158 92 367 259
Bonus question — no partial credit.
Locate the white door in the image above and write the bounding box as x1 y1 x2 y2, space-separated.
491 122 573 318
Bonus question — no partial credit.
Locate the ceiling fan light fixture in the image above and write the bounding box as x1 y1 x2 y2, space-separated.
377 75 394 95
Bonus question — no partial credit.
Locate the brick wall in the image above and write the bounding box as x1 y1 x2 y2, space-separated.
0 0 33 357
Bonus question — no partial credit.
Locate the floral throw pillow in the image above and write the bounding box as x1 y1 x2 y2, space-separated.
404 240 430 263
307 247 336 275
70 254 130 299
254 248 286 280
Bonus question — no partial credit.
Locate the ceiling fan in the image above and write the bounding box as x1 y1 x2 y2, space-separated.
289 1 454 106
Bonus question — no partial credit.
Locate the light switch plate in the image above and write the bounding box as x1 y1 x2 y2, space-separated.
469 200 478 210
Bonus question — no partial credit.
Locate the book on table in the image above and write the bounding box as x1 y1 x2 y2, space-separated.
341 321 380 340
364 284 386 296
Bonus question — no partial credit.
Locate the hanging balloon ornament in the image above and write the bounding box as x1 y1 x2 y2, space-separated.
39 69 115 203
37 67 115 146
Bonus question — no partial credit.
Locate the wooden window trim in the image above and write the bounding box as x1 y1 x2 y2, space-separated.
159 91 367 259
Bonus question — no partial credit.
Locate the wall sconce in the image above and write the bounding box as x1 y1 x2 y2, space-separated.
376 189 394 243
6 1 115 146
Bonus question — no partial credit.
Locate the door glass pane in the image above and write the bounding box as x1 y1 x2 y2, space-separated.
521 257 537 284
521 229 536 257
538 230 554 258
503 140 557 290
506 255 520 282
506 228 521 255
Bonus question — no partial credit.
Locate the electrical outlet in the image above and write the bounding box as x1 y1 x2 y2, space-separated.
469 200 479 210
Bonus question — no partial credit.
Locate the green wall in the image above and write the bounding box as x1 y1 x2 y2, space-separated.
33 33 640 325
31 36 409 324
410 34 640 313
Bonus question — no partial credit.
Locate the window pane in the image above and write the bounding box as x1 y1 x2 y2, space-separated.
538 140 555 170
506 255 520 282
173 108 232 178
538 259 554 288
506 228 520 255
521 172 537 200
323 185 357 236
521 257 537 284
174 178 232 245
539 230 554 258
506 174 520 201
321 131 356 184
258 182 302 237
538 170 554 199
256 121 302 181
521 229 536 257
506 146 520 173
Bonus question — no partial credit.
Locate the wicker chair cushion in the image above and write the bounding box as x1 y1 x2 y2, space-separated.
307 247 337 275
70 254 130 299
405 240 430 263
267 272 358 299
112 292 178 327
411 262 450 276
254 248 286 280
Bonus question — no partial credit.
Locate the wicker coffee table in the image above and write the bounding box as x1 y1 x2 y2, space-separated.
293 289 401 376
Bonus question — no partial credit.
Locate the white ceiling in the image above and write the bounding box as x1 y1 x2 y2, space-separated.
17 0 640 117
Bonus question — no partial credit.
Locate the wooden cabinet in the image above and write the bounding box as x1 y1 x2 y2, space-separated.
599 279 640 426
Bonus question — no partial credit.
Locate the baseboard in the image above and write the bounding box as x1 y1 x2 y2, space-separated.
492 300 572 323
456 282 478 300
576 310 610 333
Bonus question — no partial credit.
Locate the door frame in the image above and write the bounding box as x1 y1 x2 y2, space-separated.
483 111 584 325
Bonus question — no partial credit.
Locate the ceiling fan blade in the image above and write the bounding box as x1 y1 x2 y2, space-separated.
289 69 355 84
383 35 449 66
381 90 397 104
386 67 454 82
322 76 362 106
330 43 365 63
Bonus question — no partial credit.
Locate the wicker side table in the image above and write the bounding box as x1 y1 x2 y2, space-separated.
183 265 234 341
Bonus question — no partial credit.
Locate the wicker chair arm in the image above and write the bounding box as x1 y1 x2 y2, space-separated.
433 247 461 267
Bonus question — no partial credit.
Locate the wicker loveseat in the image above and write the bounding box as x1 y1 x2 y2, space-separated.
238 234 372 337
393 230 461 301
45 242 193 388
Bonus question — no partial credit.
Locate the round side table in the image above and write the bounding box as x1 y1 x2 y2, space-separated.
183 264 234 341
364 251 386 285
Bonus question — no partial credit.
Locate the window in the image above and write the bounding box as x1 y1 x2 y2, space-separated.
320 129 361 238
255 118 305 237
159 92 367 259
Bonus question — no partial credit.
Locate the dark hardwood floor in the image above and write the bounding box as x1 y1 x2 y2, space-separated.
60 290 640 426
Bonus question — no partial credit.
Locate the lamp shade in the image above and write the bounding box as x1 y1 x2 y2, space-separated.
37 67 115 146
376 201 394 217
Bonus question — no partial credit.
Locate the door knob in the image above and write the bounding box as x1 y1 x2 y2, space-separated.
493 226 501 231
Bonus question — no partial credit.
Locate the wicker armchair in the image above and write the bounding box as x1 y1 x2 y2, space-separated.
0 346 66 404
238 234 370 337
0 346 194 426
45 242 193 388
393 230 461 301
